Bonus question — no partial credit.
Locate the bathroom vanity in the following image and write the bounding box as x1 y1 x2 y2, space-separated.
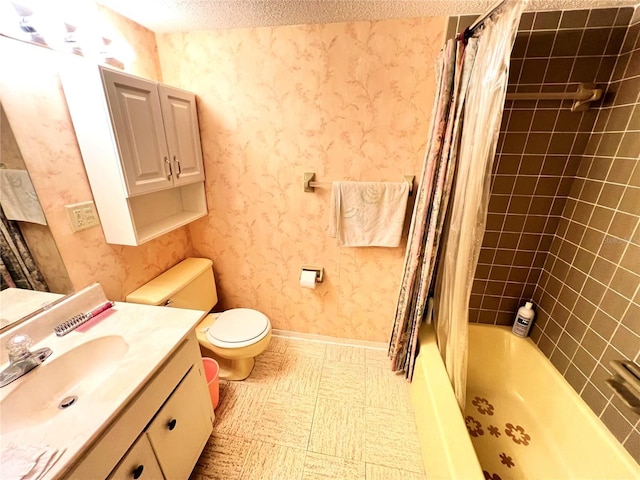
0 285 213 479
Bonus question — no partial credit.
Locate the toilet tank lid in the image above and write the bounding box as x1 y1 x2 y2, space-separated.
125 257 213 305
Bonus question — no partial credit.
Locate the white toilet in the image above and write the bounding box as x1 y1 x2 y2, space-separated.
126 257 271 380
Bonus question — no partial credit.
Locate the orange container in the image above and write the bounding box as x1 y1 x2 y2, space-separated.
202 357 220 409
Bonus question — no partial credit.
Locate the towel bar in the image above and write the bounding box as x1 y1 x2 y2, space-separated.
304 172 414 196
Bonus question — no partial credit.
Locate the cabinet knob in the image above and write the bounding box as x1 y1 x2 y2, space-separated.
167 418 177 430
132 465 144 479
173 156 182 178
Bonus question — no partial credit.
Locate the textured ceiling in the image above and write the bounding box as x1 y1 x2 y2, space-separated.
97 0 639 32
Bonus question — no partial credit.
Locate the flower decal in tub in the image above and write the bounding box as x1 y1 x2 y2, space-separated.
472 396 495 415
488 425 501 437
499 453 515 468
465 415 484 437
505 423 531 445
483 471 502 480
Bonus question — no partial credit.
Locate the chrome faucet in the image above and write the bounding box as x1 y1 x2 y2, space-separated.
0 333 52 388
606 360 640 414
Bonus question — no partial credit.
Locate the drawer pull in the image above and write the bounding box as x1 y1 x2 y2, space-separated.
167 418 177 430
132 465 144 479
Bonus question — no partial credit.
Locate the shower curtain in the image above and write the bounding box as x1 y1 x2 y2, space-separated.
389 0 525 408
0 206 48 291
388 40 466 378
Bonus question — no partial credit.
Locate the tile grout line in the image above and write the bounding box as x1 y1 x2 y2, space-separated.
536 277 640 408
529 87 576 358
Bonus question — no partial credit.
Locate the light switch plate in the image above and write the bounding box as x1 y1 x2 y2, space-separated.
65 201 100 232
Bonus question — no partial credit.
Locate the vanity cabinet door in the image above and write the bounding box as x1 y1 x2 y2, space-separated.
146 364 212 479
158 85 205 187
108 434 164 480
101 68 173 196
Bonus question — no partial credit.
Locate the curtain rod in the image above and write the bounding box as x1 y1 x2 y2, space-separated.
464 0 508 39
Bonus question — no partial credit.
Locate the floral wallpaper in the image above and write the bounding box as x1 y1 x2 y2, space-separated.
97 5 164 82
0 105 24 170
157 18 444 341
1 103 73 294
0 6 191 301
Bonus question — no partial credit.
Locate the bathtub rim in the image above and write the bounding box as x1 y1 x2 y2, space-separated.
411 321 484 480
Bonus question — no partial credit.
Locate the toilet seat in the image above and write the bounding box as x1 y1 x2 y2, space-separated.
206 308 270 348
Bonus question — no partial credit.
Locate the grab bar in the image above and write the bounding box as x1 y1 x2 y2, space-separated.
505 83 602 112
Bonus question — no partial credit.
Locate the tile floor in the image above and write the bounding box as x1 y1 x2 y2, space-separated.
190 336 426 480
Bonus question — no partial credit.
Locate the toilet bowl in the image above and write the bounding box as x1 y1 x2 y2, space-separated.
126 257 271 381
196 309 271 380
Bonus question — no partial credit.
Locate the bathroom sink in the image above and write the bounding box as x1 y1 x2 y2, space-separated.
0 335 128 433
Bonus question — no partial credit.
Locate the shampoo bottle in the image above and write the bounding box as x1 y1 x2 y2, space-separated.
512 301 535 337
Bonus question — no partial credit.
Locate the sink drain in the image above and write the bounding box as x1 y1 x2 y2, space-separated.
58 395 78 409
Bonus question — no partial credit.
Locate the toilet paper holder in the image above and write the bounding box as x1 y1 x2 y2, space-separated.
301 266 324 283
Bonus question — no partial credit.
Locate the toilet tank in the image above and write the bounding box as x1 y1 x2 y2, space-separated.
126 258 218 312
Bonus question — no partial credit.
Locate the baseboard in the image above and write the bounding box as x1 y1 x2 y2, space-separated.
271 329 386 350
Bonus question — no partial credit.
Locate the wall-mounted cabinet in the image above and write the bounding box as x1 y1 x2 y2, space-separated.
62 62 207 246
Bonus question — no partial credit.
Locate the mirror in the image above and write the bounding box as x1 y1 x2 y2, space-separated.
0 103 73 331
0 1 174 330
0 288 69 332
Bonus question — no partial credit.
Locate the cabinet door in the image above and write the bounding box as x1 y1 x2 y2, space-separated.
146 365 212 479
102 68 173 196
158 85 205 187
108 434 164 480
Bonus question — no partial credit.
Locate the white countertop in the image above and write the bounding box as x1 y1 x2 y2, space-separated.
0 287 206 479
0 288 62 330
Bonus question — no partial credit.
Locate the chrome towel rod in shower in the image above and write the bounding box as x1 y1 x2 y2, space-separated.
304 172 415 196
505 83 602 112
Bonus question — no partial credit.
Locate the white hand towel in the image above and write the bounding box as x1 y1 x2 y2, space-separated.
22 447 65 480
1 444 64 480
1 444 45 479
328 181 409 247
0 169 47 225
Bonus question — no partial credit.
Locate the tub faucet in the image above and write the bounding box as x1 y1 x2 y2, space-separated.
606 360 640 414
0 333 52 388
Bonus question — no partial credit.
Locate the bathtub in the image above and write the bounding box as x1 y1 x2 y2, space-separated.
411 322 640 480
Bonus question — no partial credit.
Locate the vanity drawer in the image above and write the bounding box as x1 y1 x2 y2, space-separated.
147 362 212 479
108 435 164 480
